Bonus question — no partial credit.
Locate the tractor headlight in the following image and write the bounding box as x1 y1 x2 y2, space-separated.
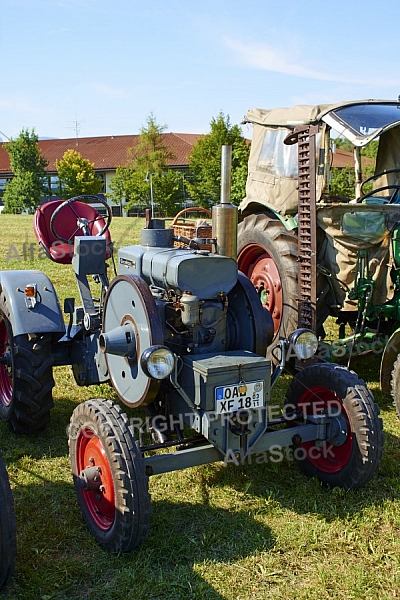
288 329 318 360
141 346 176 379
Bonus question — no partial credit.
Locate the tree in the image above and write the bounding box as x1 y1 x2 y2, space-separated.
329 166 356 200
330 137 377 199
132 113 174 172
186 112 250 207
56 149 102 199
2 128 48 213
109 114 184 216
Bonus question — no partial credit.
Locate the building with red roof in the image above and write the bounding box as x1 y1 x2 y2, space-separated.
0 132 202 213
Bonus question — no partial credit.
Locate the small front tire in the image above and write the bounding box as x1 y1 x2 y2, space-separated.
284 363 383 489
69 398 151 553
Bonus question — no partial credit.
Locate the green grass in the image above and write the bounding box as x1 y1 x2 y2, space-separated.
1 214 400 599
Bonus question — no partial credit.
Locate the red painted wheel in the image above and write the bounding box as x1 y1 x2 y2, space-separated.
75 426 116 531
284 363 383 489
237 243 283 335
296 385 352 473
0 319 12 408
69 398 151 553
0 294 54 434
237 215 298 359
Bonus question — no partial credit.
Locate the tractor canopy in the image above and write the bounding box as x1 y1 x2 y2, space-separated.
240 98 400 314
241 99 400 216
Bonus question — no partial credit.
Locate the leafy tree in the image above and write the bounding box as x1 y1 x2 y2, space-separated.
333 137 353 153
131 113 174 172
186 112 250 207
330 137 377 199
3 128 48 213
56 149 102 199
109 114 184 216
329 166 356 200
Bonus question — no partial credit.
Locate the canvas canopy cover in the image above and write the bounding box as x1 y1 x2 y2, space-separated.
240 99 400 311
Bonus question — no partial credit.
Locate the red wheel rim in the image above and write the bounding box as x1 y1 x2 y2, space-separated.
0 318 12 407
76 427 115 531
297 386 352 473
238 244 283 336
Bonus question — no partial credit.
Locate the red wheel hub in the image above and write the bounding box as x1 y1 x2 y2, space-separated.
0 319 12 407
297 386 352 473
76 428 115 531
238 244 283 336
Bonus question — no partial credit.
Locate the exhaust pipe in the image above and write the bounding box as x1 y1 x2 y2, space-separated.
212 145 238 258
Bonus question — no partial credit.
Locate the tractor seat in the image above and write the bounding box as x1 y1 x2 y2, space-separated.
34 200 112 264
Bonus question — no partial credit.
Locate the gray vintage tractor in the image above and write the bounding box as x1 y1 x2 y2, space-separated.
0 450 16 589
237 99 400 409
0 150 383 553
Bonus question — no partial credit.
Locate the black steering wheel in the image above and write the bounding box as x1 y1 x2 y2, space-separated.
50 195 112 244
360 169 400 195
357 184 400 205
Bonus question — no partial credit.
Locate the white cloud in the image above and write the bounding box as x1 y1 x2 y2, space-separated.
45 27 69 35
224 38 393 86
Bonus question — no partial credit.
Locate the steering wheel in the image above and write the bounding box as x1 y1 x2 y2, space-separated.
50 195 112 244
360 169 400 196
357 184 400 205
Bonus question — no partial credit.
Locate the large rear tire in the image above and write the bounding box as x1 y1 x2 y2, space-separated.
237 214 298 358
0 296 55 434
284 363 383 489
0 452 16 590
69 398 151 553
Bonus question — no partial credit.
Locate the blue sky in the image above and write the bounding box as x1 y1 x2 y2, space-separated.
1 0 399 141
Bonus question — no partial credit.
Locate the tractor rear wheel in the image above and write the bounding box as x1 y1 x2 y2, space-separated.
69 398 151 553
237 214 298 359
0 297 54 434
284 363 383 489
0 452 16 590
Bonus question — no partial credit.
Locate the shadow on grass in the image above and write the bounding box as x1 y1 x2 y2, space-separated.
200 425 400 525
0 396 78 463
3 475 275 600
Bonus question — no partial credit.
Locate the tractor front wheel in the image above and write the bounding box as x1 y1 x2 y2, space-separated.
0 296 54 434
0 452 16 590
69 398 151 553
284 363 383 489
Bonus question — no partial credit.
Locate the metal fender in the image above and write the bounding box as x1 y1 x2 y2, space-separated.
380 327 400 391
0 270 65 337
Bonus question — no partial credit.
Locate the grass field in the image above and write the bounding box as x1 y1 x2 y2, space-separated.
1 214 400 599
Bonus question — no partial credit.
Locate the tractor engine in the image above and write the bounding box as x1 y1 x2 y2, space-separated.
99 221 273 426
118 225 237 356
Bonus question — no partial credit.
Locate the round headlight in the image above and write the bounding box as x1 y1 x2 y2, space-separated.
288 329 318 361
141 346 175 379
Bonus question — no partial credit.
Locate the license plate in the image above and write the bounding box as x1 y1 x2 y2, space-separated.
215 381 264 414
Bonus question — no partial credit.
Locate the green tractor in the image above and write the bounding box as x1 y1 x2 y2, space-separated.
237 99 400 409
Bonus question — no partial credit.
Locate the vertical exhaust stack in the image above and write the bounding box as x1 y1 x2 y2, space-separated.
212 145 238 258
